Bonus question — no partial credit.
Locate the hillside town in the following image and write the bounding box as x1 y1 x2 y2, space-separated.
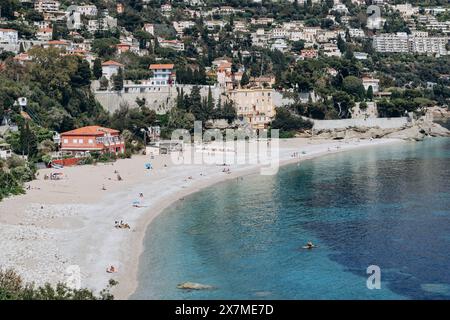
1 0 450 193
2 0 450 302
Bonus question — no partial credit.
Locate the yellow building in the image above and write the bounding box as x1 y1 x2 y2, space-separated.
228 88 276 130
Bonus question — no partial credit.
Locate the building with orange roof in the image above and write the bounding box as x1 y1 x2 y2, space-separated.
36 27 53 41
13 53 32 64
116 43 131 54
300 49 318 59
149 63 176 86
0 28 18 44
60 126 125 155
43 40 69 50
102 60 124 79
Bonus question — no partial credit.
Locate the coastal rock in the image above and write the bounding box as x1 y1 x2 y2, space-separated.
177 282 215 290
384 126 426 141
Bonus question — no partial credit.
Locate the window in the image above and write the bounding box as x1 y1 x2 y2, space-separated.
63 139 68 144
79 139 84 144
73 139 78 144
88 139 94 144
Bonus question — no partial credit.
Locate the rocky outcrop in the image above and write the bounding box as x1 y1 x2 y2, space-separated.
426 106 450 121
312 118 450 141
177 282 215 290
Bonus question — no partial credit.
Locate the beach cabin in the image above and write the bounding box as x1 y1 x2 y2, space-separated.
60 126 125 156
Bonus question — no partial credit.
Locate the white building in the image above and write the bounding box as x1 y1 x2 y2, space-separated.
158 38 184 51
373 32 449 55
362 77 380 93
143 23 155 35
393 4 419 18
36 27 53 41
348 28 365 38
149 64 176 86
271 39 288 52
409 36 448 56
34 0 60 13
373 32 409 53
76 5 98 16
0 28 18 44
101 60 124 79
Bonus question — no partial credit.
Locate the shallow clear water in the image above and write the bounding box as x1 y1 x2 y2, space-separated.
132 138 450 300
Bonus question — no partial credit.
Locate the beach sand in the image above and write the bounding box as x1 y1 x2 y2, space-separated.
0 138 402 299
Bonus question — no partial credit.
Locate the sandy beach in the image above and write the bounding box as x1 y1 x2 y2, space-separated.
0 137 403 299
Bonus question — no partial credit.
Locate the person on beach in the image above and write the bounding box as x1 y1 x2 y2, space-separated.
139 192 144 198
106 265 117 273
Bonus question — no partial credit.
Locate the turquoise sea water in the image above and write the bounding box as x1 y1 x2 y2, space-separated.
132 138 450 300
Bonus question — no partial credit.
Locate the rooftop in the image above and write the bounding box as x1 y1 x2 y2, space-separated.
149 64 174 70
102 60 124 67
61 126 120 136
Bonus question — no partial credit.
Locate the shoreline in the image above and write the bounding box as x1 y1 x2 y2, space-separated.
0 138 404 299
119 137 405 299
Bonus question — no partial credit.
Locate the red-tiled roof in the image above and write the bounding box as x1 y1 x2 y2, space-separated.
47 40 68 45
102 60 123 67
149 63 174 69
61 126 120 136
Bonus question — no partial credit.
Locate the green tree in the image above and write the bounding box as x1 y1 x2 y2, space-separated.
19 122 38 157
240 72 250 87
112 68 124 91
93 58 103 80
342 76 365 100
366 85 374 101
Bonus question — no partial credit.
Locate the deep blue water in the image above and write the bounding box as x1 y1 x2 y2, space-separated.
132 138 450 300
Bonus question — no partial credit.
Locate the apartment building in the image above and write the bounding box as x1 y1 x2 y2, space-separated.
372 33 410 53
229 88 276 130
34 0 60 13
373 32 448 55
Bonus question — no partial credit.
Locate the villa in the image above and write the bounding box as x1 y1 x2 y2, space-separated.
102 60 124 79
149 64 176 86
60 126 125 155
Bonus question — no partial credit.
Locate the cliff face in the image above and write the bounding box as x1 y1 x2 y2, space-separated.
312 119 450 141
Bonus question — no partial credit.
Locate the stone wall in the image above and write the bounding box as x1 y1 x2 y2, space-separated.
93 83 292 114
312 117 410 130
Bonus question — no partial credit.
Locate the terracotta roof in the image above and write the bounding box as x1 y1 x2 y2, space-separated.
47 40 68 45
101 60 123 67
0 28 17 32
61 126 120 136
149 63 174 69
14 53 30 61
38 28 53 32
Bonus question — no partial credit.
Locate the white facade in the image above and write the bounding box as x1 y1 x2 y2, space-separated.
0 28 18 44
373 33 409 53
409 36 448 55
102 61 123 79
373 32 449 55
362 78 380 93
34 0 60 13
143 23 155 35
76 5 98 16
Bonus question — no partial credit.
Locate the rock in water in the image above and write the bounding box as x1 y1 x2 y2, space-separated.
177 282 215 290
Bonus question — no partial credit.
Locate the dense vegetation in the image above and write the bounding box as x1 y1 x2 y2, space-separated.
0 268 116 300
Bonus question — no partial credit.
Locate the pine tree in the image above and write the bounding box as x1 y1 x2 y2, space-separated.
112 68 124 91
205 86 214 119
240 72 250 88
367 86 374 101
19 122 38 157
93 58 103 80
189 86 203 121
